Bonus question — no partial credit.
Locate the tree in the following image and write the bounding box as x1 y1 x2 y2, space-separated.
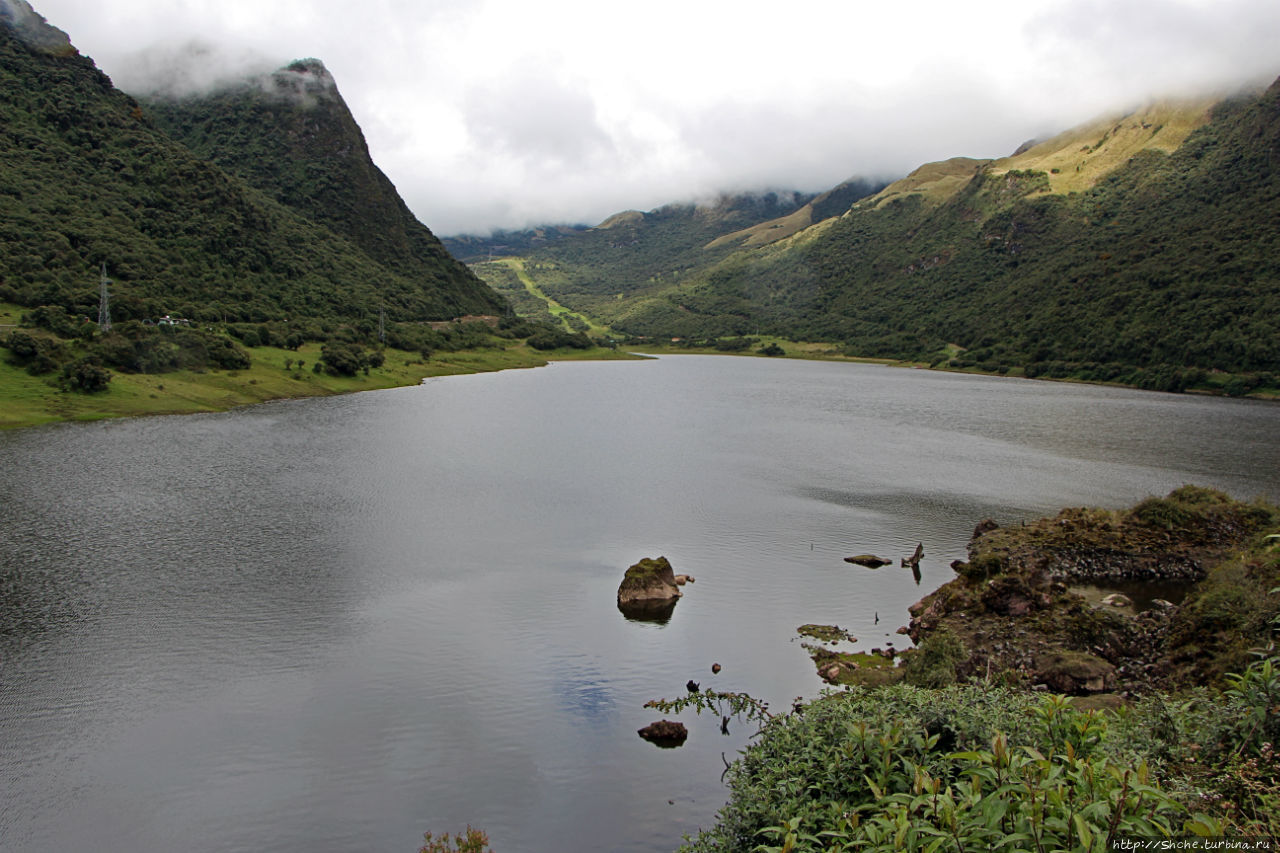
61 358 111 392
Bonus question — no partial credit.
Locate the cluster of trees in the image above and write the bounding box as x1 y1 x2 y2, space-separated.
4 304 254 392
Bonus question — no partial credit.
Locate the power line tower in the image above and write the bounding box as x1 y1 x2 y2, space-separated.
97 263 112 332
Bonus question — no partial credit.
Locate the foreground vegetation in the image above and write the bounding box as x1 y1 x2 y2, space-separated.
665 664 1278 851
644 490 1280 851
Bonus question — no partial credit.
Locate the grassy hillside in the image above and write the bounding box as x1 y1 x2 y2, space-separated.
464 186 884 334
517 84 1279 392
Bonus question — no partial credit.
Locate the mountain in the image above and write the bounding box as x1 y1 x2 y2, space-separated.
486 85 1278 389
141 60 503 318
463 184 885 331
0 5 503 330
443 225 591 264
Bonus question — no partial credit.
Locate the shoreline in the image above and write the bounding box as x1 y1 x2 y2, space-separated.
0 342 642 431
4 339 1274 431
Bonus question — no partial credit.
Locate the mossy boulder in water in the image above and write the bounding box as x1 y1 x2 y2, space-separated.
618 556 683 618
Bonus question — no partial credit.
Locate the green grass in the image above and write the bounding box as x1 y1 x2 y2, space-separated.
492 258 614 337
0 338 639 430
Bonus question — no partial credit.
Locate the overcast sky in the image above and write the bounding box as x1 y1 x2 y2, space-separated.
29 0 1280 235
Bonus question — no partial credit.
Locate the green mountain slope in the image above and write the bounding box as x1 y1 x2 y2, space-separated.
142 60 503 318
519 85 1277 387
466 185 884 332
0 15 503 327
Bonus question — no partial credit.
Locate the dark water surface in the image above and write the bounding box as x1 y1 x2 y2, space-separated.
2 355 1278 852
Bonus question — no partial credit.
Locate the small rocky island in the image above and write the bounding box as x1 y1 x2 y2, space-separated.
617 556 691 621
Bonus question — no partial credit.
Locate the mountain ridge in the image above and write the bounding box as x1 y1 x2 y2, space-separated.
0 16 504 330
141 59 505 318
468 83 1279 391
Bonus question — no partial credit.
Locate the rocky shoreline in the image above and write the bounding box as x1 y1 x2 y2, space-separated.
806 486 1278 699
900 486 1277 698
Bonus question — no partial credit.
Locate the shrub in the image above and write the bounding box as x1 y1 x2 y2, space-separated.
900 628 967 688
419 826 492 853
60 357 111 392
319 342 367 376
1130 496 1196 530
678 685 1195 853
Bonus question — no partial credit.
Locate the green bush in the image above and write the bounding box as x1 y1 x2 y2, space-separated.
1130 496 1196 530
319 342 368 376
900 629 967 688
60 357 111 393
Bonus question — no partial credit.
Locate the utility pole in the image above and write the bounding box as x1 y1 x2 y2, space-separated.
97 263 111 332
378 306 386 344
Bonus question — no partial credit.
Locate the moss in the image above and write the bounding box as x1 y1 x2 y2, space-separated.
805 645 901 687
797 624 856 643
619 556 675 590
1130 496 1197 530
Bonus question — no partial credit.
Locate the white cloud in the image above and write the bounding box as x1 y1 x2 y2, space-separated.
29 0 1280 235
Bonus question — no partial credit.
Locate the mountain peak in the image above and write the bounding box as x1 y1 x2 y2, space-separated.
264 58 338 106
0 0 73 55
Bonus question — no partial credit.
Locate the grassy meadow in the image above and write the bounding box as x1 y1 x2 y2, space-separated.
0 336 639 430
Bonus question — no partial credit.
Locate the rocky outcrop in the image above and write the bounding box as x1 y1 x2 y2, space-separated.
618 556 682 605
1034 651 1116 695
903 487 1277 696
618 557 689 621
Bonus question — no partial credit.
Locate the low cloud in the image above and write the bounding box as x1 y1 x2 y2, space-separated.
31 0 1280 235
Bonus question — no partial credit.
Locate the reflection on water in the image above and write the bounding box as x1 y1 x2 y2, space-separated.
617 599 680 623
1 356 1278 853
1071 580 1195 615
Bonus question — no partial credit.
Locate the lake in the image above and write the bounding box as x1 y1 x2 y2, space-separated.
2 355 1278 852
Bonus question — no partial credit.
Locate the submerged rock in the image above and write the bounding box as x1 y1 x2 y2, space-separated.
638 720 688 747
845 554 892 568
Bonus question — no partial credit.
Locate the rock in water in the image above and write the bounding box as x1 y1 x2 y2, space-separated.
618 556 683 606
845 555 891 568
638 720 688 747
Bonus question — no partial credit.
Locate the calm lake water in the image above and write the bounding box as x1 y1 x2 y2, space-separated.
2 355 1278 853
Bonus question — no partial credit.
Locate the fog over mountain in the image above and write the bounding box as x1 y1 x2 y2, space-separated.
32 0 1280 235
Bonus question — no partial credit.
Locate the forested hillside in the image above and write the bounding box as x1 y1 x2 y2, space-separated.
462 185 884 331
0 20 504 328
674 82 1280 378
142 60 503 318
483 83 1278 392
